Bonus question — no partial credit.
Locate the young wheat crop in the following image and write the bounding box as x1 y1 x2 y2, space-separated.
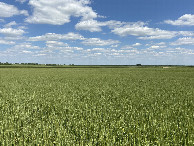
0 67 194 145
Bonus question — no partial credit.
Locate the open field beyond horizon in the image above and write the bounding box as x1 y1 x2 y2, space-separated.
0 67 194 145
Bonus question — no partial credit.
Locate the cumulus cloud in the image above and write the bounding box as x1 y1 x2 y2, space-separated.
156 42 166 45
82 38 120 46
22 50 33 54
145 42 166 48
0 28 25 37
28 32 85 41
45 41 83 52
165 14 194 26
4 21 17 28
65 46 83 51
26 0 97 25
91 48 106 51
75 20 124 32
165 47 194 56
171 37 194 45
14 43 41 50
1 43 41 58
111 44 119 48
111 21 177 39
62 32 85 40
120 45 134 50
46 41 68 47
120 43 141 50
75 19 106 32
75 19 194 39
33 54 46 56
0 39 15 45
76 19 194 40
15 0 28 3
132 43 141 46
0 2 28 17
178 31 194 37
148 45 163 49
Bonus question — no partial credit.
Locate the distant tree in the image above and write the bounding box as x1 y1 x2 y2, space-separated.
27 63 38 65
46 64 57 66
136 64 141 66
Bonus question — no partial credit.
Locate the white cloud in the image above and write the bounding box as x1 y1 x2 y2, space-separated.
0 39 15 45
14 43 41 50
165 47 194 55
132 43 141 46
0 43 42 58
45 41 83 51
111 21 177 39
165 14 194 26
138 35 175 40
118 49 138 53
28 32 85 41
18 26 28 30
46 41 68 47
75 19 194 39
15 0 28 3
75 20 124 32
75 19 106 32
111 44 118 48
145 42 166 48
82 38 120 46
63 32 85 40
34 54 46 56
178 31 194 37
149 46 161 49
91 48 106 51
4 21 17 28
22 50 33 54
65 46 83 51
156 42 166 45
0 28 25 37
171 37 194 45
0 2 28 17
120 43 141 50
93 52 102 55
46 41 69 50
120 45 134 50
26 0 97 25
4 36 25 40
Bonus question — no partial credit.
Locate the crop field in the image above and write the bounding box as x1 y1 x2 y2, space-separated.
0 67 194 145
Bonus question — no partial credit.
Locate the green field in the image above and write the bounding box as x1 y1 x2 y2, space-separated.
0 67 194 145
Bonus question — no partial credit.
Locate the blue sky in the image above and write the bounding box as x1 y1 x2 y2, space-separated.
0 0 194 65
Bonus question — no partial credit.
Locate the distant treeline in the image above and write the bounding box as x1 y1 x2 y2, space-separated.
0 62 193 67
0 62 72 66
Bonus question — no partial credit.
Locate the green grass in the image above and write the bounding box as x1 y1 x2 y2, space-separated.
0 67 194 145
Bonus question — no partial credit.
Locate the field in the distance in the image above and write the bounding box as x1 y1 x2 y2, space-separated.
0 67 194 145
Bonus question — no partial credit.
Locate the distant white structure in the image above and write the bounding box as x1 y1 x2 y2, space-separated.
162 67 171 68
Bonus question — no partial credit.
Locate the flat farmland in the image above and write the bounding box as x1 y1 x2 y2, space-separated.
0 67 194 145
